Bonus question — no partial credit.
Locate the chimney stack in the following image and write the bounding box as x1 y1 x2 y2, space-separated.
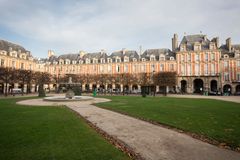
48 50 55 58
226 38 232 52
122 48 126 55
216 37 219 48
172 33 178 51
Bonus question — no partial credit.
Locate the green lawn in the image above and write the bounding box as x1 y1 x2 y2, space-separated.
95 96 240 149
0 97 130 160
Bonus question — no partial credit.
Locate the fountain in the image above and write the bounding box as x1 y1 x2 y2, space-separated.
44 77 93 102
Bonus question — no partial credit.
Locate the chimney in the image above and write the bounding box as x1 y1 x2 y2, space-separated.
122 48 126 55
79 50 86 58
226 38 232 52
203 35 207 41
100 49 105 55
172 33 178 51
48 50 55 58
216 37 219 48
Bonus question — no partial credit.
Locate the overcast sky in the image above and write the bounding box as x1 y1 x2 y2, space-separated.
0 0 240 58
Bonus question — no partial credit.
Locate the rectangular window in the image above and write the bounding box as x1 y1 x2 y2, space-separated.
124 64 128 73
237 60 240 67
181 64 185 75
237 73 240 81
100 66 103 73
195 64 199 75
141 64 146 72
151 64 155 72
187 64 191 76
181 55 185 62
224 73 229 81
116 65 120 73
205 53 208 61
160 64 164 71
133 64 137 72
211 64 215 75
21 63 24 69
204 64 208 75
108 65 112 72
224 61 229 67
0 59 4 66
195 54 199 61
170 64 174 71
12 61 16 68
188 54 191 61
211 53 215 60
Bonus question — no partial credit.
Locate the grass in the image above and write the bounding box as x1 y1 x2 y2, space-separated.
0 97 130 160
95 96 240 148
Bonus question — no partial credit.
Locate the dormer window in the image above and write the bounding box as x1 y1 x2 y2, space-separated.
211 53 215 60
170 56 174 60
72 60 76 64
180 44 185 51
101 58 105 63
65 59 70 64
124 56 129 62
141 58 146 62
116 57 121 63
79 60 83 64
93 59 98 64
224 54 229 59
86 58 90 64
133 58 137 62
209 43 215 50
107 58 112 63
195 54 200 61
194 42 201 51
160 55 165 61
59 59 64 65
150 55 155 61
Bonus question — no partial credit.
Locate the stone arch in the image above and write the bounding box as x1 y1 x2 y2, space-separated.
132 84 138 90
235 85 240 94
210 80 218 92
193 79 204 93
180 80 187 93
0 83 3 94
223 84 232 94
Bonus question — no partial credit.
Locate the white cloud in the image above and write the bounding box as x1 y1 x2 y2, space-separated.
0 0 240 57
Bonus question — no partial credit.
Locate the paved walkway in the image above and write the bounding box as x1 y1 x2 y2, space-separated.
17 98 240 160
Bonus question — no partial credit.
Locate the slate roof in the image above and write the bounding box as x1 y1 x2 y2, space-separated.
220 44 240 58
141 48 174 60
110 50 139 62
179 34 210 51
0 39 28 53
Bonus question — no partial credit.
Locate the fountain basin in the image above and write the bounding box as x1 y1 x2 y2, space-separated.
43 96 94 102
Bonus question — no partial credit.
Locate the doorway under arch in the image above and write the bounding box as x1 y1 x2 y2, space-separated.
193 79 204 93
210 80 218 92
236 85 240 94
180 80 187 93
223 84 232 94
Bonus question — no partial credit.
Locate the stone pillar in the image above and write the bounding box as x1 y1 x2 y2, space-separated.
82 84 85 92
24 84 27 93
156 85 159 92
120 84 123 92
14 83 19 89
31 84 35 93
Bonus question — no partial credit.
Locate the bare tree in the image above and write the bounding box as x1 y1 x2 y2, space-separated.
0 67 16 96
33 71 51 97
154 71 177 96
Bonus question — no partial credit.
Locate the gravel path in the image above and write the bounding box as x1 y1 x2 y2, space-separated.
17 97 240 160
